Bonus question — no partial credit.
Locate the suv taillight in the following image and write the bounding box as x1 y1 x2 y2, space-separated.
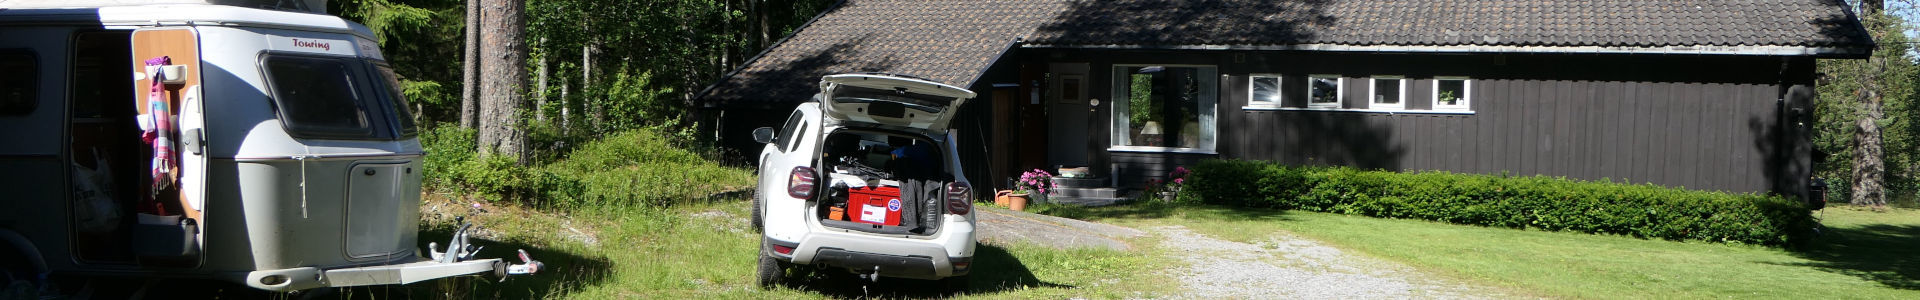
788 166 817 199
946 182 972 215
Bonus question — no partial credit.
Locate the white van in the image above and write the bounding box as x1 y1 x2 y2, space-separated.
0 0 536 293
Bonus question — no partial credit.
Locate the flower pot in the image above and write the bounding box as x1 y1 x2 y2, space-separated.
995 190 1013 208
1008 193 1030 211
1160 191 1177 203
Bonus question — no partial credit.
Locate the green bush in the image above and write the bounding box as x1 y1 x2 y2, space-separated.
421 124 581 204
1182 159 1816 246
420 124 753 208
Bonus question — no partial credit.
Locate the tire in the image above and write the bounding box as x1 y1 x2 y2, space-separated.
940 275 969 294
755 240 785 289
751 192 764 232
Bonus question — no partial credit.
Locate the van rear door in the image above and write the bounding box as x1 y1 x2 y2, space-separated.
819 74 975 132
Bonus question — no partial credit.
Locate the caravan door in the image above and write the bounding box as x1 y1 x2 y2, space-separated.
131 27 207 263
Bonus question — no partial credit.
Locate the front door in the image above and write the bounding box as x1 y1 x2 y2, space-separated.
1045 63 1090 169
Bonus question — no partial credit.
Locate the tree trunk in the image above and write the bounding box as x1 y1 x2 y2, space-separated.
459 0 480 129
1848 6 1890 208
1853 95 1889 207
478 0 528 165
535 37 548 122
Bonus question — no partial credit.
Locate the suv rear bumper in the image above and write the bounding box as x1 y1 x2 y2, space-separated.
777 224 974 280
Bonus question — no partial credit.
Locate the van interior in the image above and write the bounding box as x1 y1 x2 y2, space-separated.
65 30 185 265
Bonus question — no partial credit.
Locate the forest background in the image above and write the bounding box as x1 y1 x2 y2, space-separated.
334 0 1920 208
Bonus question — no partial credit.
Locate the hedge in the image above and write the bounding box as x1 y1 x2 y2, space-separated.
1179 159 1816 246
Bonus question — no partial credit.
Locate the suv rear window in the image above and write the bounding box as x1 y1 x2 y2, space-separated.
832 85 950 116
262 54 409 140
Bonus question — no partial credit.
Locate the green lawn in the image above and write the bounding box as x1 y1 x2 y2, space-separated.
1036 202 1920 299
409 197 1171 299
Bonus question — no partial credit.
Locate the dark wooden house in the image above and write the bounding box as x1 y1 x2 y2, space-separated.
696 0 1874 203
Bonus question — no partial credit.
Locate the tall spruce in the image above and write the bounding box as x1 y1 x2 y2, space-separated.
477 0 528 164
460 0 479 129
1816 5 1918 208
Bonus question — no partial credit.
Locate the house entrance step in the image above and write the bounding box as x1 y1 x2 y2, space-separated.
1052 177 1108 189
1054 187 1120 198
1046 195 1133 207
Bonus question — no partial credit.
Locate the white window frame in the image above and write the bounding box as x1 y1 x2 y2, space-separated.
1369 76 1406 110
1307 74 1343 109
1247 74 1283 108
1432 77 1472 111
1110 64 1218 154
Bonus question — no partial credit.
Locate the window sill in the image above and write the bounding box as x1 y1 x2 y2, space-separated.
1106 146 1218 155
1240 106 1476 115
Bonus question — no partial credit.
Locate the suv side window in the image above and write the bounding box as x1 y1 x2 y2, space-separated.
0 50 37 116
773 110 803 151
786 122 810 153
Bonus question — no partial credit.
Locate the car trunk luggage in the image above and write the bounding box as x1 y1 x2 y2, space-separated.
817 129 946 236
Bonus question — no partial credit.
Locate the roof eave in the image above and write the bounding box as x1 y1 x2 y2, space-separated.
1021 43 1874 58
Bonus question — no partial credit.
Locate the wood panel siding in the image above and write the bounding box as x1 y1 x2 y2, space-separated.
1013 48 1814 196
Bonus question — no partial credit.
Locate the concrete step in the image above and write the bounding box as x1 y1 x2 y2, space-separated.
1045 195 1133 207
1052 177 1109 188
1053 187 1121 198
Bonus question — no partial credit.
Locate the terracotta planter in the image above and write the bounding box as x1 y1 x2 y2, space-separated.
1008 193 1030 211
995 190 1013 208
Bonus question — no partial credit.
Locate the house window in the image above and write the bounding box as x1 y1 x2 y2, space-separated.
1434 77 1471 111
1249 74 1282 106
1370 76 1405 110
1308 74 1341 109
0 50 36 116
1113 65 1217 151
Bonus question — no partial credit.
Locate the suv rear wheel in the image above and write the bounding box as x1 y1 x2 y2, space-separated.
755 240 786 289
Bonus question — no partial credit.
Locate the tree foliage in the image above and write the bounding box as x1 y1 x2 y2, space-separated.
334 0 837 163
1816 9 1920 208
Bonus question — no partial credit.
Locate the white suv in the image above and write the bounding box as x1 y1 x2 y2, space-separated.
751 73 977 290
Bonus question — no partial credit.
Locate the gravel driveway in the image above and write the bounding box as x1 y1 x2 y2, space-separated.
1154 225 1497 299
975 208 1502 298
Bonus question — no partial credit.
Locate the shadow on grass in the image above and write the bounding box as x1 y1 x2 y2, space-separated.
1031 200 1298 224
378 224 616 299
1027 200 1176 221
771 243 1069 298
1788 222 1920 290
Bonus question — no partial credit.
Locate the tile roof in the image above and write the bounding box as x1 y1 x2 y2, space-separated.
1026 0 1872 49
698 0 1070 108
698 0 1870 108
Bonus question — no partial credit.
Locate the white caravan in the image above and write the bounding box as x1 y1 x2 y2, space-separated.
0 0 537 293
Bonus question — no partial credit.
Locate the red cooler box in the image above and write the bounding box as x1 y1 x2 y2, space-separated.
847 185 902 226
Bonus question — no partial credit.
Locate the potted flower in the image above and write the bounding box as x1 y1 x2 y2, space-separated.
1162 166 1189 202
1008 169 1054 211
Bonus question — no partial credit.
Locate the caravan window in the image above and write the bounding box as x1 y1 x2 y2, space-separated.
372 64 418 137
263 55 374 139
0 50 36 116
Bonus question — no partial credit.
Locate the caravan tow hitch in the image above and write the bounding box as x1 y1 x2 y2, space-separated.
427 214 544 280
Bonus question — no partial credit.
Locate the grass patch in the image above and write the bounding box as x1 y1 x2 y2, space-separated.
396 126 1167 298
405 199 1169 299
1038 202 1920 299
